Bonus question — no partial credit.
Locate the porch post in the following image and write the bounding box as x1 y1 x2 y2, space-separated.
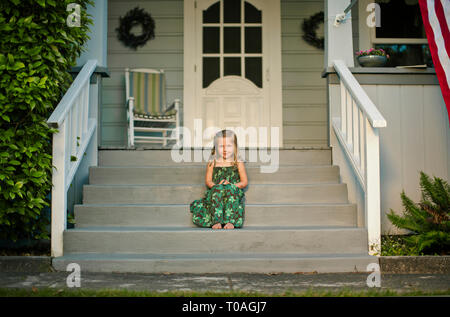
51 119 67 258
77 0 108 68
324 0 355 68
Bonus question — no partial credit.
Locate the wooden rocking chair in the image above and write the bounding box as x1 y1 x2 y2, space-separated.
125 68 180 147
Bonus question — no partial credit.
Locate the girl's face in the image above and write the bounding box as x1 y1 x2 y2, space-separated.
216 136 234 160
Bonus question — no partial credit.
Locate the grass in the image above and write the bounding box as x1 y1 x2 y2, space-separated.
0 288 449 297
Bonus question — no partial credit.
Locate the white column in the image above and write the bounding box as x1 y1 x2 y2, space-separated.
324 0 355 68
51 119 67 258
77 0 108 68
365 119 381 255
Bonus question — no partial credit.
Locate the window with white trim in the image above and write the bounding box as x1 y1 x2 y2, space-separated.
371 0 432 67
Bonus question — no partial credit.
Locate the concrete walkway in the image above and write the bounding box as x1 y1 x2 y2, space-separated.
0 272 449 294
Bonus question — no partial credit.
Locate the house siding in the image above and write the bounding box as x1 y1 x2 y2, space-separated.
103 0 184 146
364 84 450 234
281 0 328 147
103 0 356 147
281 0 359 148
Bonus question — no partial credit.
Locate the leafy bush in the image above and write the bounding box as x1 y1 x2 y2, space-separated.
381 235 420 256
0 0 93 241
387 171 450 255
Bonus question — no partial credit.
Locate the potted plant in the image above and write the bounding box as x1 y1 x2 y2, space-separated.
355 48 390 67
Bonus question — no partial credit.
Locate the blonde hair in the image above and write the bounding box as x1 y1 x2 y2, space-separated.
208 129 240 167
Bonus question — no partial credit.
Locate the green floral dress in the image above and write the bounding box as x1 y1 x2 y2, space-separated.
190 162 245 228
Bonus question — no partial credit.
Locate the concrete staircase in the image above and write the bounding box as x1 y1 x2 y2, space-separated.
52 149 378 273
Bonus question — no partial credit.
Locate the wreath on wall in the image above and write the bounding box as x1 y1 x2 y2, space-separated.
116 7 155 50
302 11 324 50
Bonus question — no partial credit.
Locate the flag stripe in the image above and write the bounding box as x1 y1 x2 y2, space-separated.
428 0 450 85
441 0 450 36
419 0 450 126
434 0 450 73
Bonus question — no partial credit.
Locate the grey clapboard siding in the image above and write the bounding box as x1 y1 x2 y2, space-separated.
281 0 327 147
102 0 184 146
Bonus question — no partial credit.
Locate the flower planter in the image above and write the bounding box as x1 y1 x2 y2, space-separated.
357 55 387 67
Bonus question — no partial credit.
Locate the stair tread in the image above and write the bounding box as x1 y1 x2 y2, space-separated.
75 202 356 207
84 183 345 187
91 165 339 169
66 226 364 232
55 252 375 260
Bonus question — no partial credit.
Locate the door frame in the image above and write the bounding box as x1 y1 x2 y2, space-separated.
183 0 283 148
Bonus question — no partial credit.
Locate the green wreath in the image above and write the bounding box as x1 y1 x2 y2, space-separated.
302 11 324 50
116 7 155 50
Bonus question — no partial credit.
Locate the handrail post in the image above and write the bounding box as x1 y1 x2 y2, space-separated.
51 119 67 257
365 120 381 255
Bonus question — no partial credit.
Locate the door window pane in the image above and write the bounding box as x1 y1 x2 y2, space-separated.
245 27 262 53
245 57 262 88
224 57 241 76
245 2 261 23
203 2 220 23
224 27 241 53
224 0 241 23
203 27 220 53
203 57 220 88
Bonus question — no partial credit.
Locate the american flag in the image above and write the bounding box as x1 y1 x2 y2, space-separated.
419 0 450 126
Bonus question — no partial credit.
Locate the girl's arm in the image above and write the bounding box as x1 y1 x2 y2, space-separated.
233 161 248 189
205 161 216 189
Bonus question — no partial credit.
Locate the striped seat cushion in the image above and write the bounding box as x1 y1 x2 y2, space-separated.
129 71 177 117
134 112 176 120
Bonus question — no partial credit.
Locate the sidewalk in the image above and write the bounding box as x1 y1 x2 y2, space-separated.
0 271 449 294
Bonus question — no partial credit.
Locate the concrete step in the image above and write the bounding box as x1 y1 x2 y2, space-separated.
52 252 378 273
88 165 340 185
74 203 357 227
83 183 349 204
63 226 368 255
98 149 332 167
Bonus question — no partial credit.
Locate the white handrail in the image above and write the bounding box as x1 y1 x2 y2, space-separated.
48 60 97 127
331 59 386 255
47 59 98 257
333 60 386 128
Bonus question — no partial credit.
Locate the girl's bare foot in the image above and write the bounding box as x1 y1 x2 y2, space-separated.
224 223 234 229
212 223 222 229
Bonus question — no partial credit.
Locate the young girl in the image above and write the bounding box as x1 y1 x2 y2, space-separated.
190 129 248 229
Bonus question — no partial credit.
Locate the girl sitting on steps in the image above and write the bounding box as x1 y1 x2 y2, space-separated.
190 129 248 229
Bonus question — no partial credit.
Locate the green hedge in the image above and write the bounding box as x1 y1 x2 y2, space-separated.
0 0 93 241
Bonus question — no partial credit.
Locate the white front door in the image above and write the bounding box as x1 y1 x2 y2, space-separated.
184 0 283 148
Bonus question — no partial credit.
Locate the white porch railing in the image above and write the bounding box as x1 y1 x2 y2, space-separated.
47 59 98 257
331 59 387 255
